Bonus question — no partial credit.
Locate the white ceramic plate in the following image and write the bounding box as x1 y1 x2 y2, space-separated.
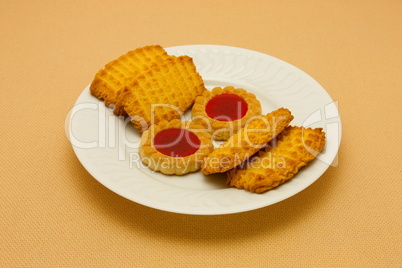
68 45 341 215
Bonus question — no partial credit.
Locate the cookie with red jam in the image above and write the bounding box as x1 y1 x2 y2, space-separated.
191 86 262 140
139 119 214 175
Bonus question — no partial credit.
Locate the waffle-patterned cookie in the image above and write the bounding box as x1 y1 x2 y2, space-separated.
226 126 326 193
201 108 293 175
113 56 206 133
90 45 170 107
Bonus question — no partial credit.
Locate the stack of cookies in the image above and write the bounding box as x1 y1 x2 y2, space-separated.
90 45 206 133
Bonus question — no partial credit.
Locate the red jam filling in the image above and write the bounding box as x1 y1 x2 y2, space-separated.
205 93 248 121
154 128 200 157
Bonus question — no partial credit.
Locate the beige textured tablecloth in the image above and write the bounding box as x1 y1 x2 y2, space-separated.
1 0 401 267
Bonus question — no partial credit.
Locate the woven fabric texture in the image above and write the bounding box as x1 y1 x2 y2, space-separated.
1 0 401 267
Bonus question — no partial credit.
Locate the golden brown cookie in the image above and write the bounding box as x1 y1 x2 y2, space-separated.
192 86 262 140
201 108 293 175
90 45 170 107
226 126 326 193
139 119 214 175
113 56 206 133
